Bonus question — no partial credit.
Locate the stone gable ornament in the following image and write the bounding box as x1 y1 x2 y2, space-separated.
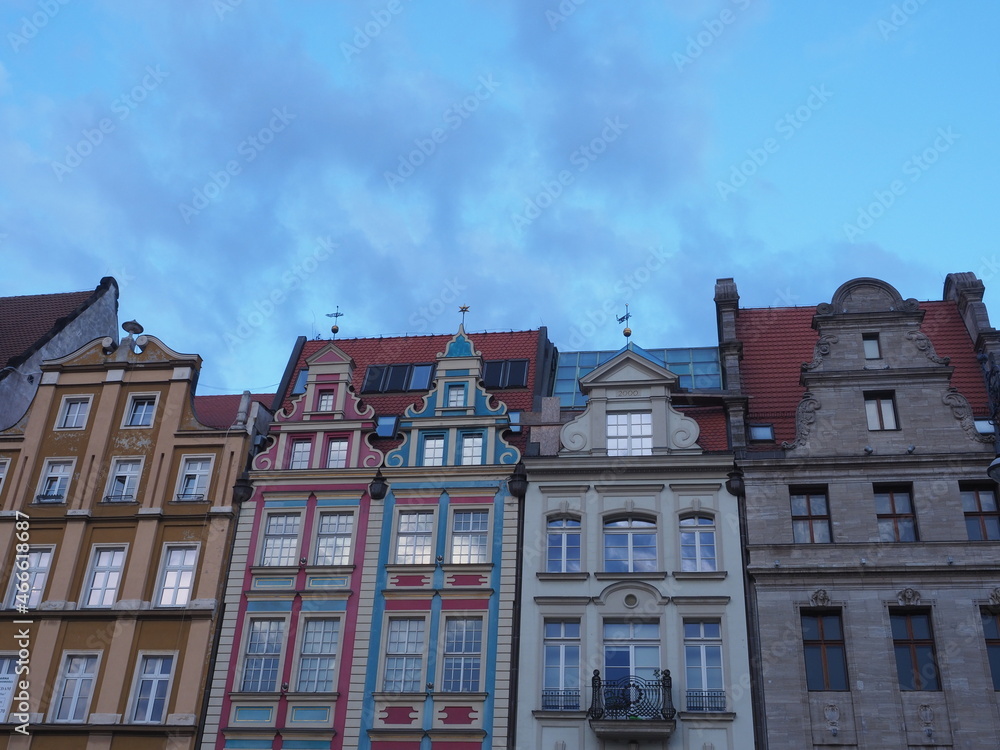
989 587 1000 606
810 589 832 607
897 587 921 606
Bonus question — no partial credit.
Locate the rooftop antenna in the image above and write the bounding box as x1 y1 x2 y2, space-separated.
326 306 343 339
617 303 632 340
459 305 470 327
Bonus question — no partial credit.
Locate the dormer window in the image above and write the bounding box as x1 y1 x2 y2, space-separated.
483 359 528 389
317 392 335 411
363 363 434 393
447 384 465 407
863 333 881 359
606 412 652 456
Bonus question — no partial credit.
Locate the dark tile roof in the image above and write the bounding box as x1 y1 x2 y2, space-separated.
194 394 273 429
0 285 105 368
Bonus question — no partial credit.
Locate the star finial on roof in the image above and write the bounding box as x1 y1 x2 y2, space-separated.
459 305 470 326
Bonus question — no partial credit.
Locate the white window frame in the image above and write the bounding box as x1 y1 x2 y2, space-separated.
603 515 658 573
5 545 55 610
259 513 302 566
104 456 143 502
449 508 490 564
679 514 717 572
56 394 92 430
175 455 213 501
683 620 725 711
441 617 483 692
543 619 581 710
422 435 444 467
81 544 128 608
383 617 426 692
36 458 75 503
603 620 660 682
290 439 312 470
326 438 348 469
317 391 335 411
127 651 177 724
155 544 199 607
606 412 653 456
546 517 582 573
314 512 354 566
0 654 16 721
394 509 435 564
295 617 340 692
240 618 286 692
446 384 465 407
51 651 101 723
123 393 158 428
460 433 483 466
0 458 8 498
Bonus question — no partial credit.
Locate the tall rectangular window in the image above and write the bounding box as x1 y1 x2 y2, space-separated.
326 439 348 469
83 546 126 607
442 618 482 692
801 611 848 690
297 619 339 692
242 619 284 692
126 395 156 427
156 545 197 607
384 619 425 692
422 436 444 467
982 609 1000 691
176 457 211 500
130 655 173 723
451 510 489 564
604 620 659 682
679 515 717 571
962 486 1000 541
862 333 881 359
105 458 141 502
290 440 311 469
875 486 917 542
315 512 353 566
864 391 898 430
543 620 580 710
891 611 940 691
260 514 300 566
546 518 581 573
460 434 483 466
606 412 652 456
0 458 8 497
53 654 98 722
396 511 434 564
684 620 725 711
603 516 657 573
790 488 832 543
5 545 54 610
58 397 90 429
37 459 73 502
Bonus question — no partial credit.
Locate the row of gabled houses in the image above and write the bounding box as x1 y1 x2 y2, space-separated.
1 272 999 750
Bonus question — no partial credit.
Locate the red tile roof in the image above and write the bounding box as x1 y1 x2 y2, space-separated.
681 405 728 452
194 393 273 429
0 287 100 367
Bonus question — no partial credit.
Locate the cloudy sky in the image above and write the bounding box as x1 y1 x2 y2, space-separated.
1 1 997 394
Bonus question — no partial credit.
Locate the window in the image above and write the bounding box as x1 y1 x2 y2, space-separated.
864 391 898 430
363 363 434 393
297 619 339 692
603 516 657 573
291 369 308 395
125 395 156 427
384 619 425 692
260 514 300 566
680 515 717 571
875 486 917 542
684 620 725 711
801 611 848 691
962 486 1000 541
37 459 73 502
982 609 1000 690
396 511 434 564
376 416 399 438
104 458 141 502
317 391 335 411
546 517 581 573
790 488 831 543
82 546 126 607
460 434 483 466
604 620 659 682
606 412 652 456
748 423 774 441
290 440 311 469
442 618 482 692
0 655 15 718
130 655 173 723
156 545 197 607
327 439 348 469
451 510 488 564
5 545 53 610
315 512 353 566
58 396 90 429
483 359 528 389
447 384 465 407
176 456 211 501
53 653 98 722
422 435 444 467
0 458 8 497
543 620 580 709
242 619 284 692
891 611 940 690
863 333 881 359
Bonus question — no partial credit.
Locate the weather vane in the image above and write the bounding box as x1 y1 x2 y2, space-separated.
617 304 632 339
459 305 470 326
326 306 344 338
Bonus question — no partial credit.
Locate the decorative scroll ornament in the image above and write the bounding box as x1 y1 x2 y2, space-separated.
781 391 821 450
918 704 934 736
989 587 1000 606
905 330 951 365
801 334 839 371
943 388 994 444
810 589 832 607
824 703 840 736
897 587 921 606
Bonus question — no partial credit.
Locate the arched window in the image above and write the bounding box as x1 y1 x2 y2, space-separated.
546 517 581 573
679 515 716 572
603 516 657 573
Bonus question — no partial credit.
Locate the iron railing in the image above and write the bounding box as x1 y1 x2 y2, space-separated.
542 688 581 711
685 689 726 712
588 669 676 720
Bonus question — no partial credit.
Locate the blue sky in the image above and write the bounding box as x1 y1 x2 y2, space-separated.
1 0 997 394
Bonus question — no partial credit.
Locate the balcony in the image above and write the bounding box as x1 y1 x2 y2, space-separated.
686 689 726 712
587 669 676 741
542 689 581 711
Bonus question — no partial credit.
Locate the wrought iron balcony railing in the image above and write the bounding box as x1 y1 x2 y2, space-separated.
685 689 726 712
587 669 676 721
542 688 581 711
